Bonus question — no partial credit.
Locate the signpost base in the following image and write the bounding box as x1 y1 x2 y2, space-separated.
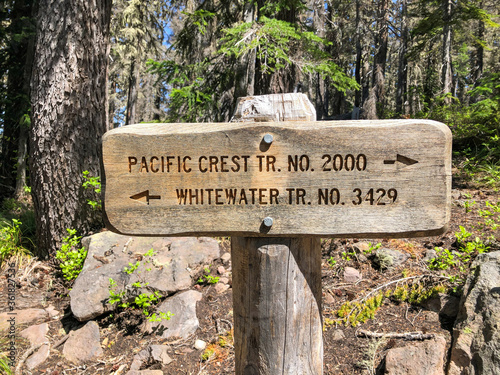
232 237 323 374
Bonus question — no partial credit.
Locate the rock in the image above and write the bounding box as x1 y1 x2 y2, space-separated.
130 345 172 371
219 277 230 285
373 248 409 269
353 241 371 254
217 265 226 275
214 282 230 294
63 321 103 364
448 251 500 375
423 249 438 262
344 267 362 283
331 329 345 341
324 293 335 305
194 339 207 350
20 323 50 370
127 371 164 375
221 252 231 264
70 232 219 321
150 345 172 365
384 336 446 375
142 290 202 339
20 323 48 344
421 293 460 319
0 307 54 331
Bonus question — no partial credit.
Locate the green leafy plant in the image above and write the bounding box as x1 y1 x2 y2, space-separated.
365 242 382 255
428 248 457 270
0 218 32 268
197 266 219 284
107 251 173 322
455 226 473 244
82 170 102 210
327 256 337 267
55 228 87 281
463 199 476 213
341 251 355 262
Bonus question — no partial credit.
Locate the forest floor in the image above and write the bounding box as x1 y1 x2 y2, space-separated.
2 171 500 375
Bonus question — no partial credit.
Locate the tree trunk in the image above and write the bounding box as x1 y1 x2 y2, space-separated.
354 0 362 108
233 1 256 106
372 0 389 118
1 0 34 198
313 0 326 119
30 0 112 257
14 3 36 199
126 57 139 125
441 0 453 103
396 0 408 115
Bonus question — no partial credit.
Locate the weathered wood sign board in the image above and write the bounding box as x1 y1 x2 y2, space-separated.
102 120 451 237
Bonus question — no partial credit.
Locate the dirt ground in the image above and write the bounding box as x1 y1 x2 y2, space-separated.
1 176 500 375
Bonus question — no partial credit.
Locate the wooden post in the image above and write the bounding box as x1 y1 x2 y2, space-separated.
232 237 323 374
231 94 322 374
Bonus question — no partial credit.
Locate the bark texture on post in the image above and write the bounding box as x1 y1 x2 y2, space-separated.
232 237 323 375
30 0 112 256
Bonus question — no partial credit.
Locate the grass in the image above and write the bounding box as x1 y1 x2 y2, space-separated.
0 196 36 269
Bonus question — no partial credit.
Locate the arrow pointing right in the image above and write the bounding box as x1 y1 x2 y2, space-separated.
384 154 419 166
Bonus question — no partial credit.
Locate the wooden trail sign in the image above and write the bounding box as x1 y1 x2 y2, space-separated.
102 119 452 237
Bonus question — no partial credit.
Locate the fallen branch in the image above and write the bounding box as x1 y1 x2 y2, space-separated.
356 329 435 341
52 334 69 349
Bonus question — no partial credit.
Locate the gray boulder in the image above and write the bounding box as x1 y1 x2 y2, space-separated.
447 251 500 375
70 232 219 321
142 290 202 339
373 248 409 269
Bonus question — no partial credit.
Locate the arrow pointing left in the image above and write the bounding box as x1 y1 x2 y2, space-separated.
130 190 161 205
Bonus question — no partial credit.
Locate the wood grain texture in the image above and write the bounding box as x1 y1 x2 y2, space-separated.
231 93 316 122
232 237 323 375
102 120 452 237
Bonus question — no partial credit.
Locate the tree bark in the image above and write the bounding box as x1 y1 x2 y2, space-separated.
30 0 112 257
372 0 389 118
1 0 34 198
313 0 327 119
126 57 139 125
233 1 256 105
441 0 453 103
396 0 408 115
354 0 362 108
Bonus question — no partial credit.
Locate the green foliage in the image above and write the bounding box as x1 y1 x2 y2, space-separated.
55 229 87 281
108 250 173 322
124 260 140 274
197 265 219 284
219 17 358 93
82 170 102 210
0 218 32 268
327 256 337 267
391 283 446 305
1 198 36 256
334 292 385 327
365 242 382 255
427 248 457 270
0 354 13 375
